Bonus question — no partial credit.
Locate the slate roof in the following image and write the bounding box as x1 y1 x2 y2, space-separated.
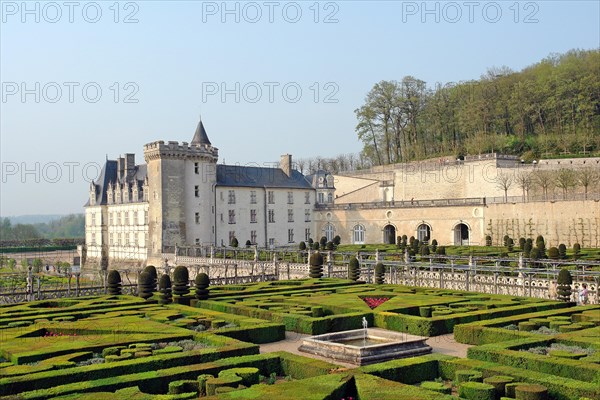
216 165 313 189
191 119 211 145
85 160 147 206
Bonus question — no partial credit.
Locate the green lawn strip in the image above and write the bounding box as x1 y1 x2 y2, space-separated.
0 337 259 396
439 357 600 400
454 305 599 345
466 337 600 383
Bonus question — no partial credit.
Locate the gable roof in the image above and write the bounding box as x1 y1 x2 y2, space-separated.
216 165 313 189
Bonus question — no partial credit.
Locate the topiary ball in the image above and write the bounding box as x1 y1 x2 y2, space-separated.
195 273 210 300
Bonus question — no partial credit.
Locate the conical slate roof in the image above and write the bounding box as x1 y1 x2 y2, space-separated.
191 119 211 145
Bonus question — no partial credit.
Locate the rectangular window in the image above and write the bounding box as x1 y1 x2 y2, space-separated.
305 228 311 241
268 191 275 204
228 210 236 224
288 209 294 223
250 190 257 204
125 211 129 225
125 233 130 247
91 233 96 245
268 209 275 223
229 231 236 244
288 229 294 243
194 162 199 174
250 209 257 223
228 190 236 204
268 238 275 248
133 211 138 225
220 191 224 201
118 233 122 246
144 211 148 224
318 192 324 203
250 230 257 244
109 233 114 246
195 185 200 197
109 213 113 225
287 191 293 204
195 212 200 224
305 209 311 222
91 213 96 226
305 191 311 204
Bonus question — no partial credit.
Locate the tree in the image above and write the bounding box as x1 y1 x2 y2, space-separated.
548 247 559 259
577 166 599 199
420 244 430 256
299 241 306 251
485 235 492 246
138 272 154 300
172 266 190 297
309 252 324 279
320 236 327 248
556 168 577 199
32 258 43 273
556 268 573 302
495 171 513 202
107 270 122 295
326 241 334 251
524 239 533 258
431 239 438 253
245 240 252 248
515 171 533 201
573 243 581 260
158 274 172 305
195 273 210 300
348 257 360 281
333 235 341 246
507 238 514 252
518 237 526 250
533 170 554 200
375 263 385 284
230 237 238 248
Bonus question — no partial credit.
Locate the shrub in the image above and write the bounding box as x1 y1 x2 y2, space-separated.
419 306 432 318
556 268 573 302
573 243 581 259
485 235 492 246
420 381 451 394
158 274 172 304
558 243 567 259
507 238 514 252
431 239 438 253
519 237 526 250
173 266 190 297
107 270 122 295
326 241 334 250
245 240 252 248
375 262 385 284
333 235 341 246
548 247 559 259
195 273 210 300
458 382 496 400
456 369 483 383
298 241 306 251
319 236 327 247
137 271 154 300
514 384 548 400
503 235 511 247
483 375 514 397
309 252 323 278
536 236 546 257
143 265 158 289
230 237 238 247
348 257 360 281
524 239 533 258
420 244 430 256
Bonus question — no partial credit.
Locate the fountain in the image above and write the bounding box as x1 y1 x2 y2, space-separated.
298 321 432 366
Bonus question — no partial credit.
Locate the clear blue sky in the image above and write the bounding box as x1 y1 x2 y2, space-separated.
1 0 599 216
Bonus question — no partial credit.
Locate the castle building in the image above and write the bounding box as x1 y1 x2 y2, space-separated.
84 120 600 270
84 120 314 269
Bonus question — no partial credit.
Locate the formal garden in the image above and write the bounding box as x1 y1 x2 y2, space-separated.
0 261 598 400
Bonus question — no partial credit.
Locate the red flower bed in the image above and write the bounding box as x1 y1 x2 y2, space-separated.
361 297 389 309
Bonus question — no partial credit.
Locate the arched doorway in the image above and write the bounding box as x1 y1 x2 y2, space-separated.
454 223 469 246
417 224 431 243
383 225 396 244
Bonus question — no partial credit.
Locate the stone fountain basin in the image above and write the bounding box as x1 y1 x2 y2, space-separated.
298 328 432 366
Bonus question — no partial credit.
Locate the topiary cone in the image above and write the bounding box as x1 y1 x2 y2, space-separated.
143 265 158 290
375 262 385 284
158 274 172 305
138 271 154 300
195 273 210 300
107 270 122 295
309 252 324 278
172 266 190 297
348 257 360 281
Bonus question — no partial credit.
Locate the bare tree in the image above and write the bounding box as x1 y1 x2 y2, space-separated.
347 153 356 171
556 168 577 199
296 158 306 174
495 171 514 202
515 171 533 202
533 170 554 200
577 166 600 199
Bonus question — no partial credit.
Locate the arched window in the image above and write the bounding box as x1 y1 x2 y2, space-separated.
353 224 365 244
417 224 431 242
324 223 335 242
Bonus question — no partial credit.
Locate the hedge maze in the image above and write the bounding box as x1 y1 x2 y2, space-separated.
0 277 598 399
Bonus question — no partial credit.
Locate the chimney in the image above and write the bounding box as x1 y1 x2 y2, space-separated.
117 156 125 179
280 154 292 177
125 153 135 178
